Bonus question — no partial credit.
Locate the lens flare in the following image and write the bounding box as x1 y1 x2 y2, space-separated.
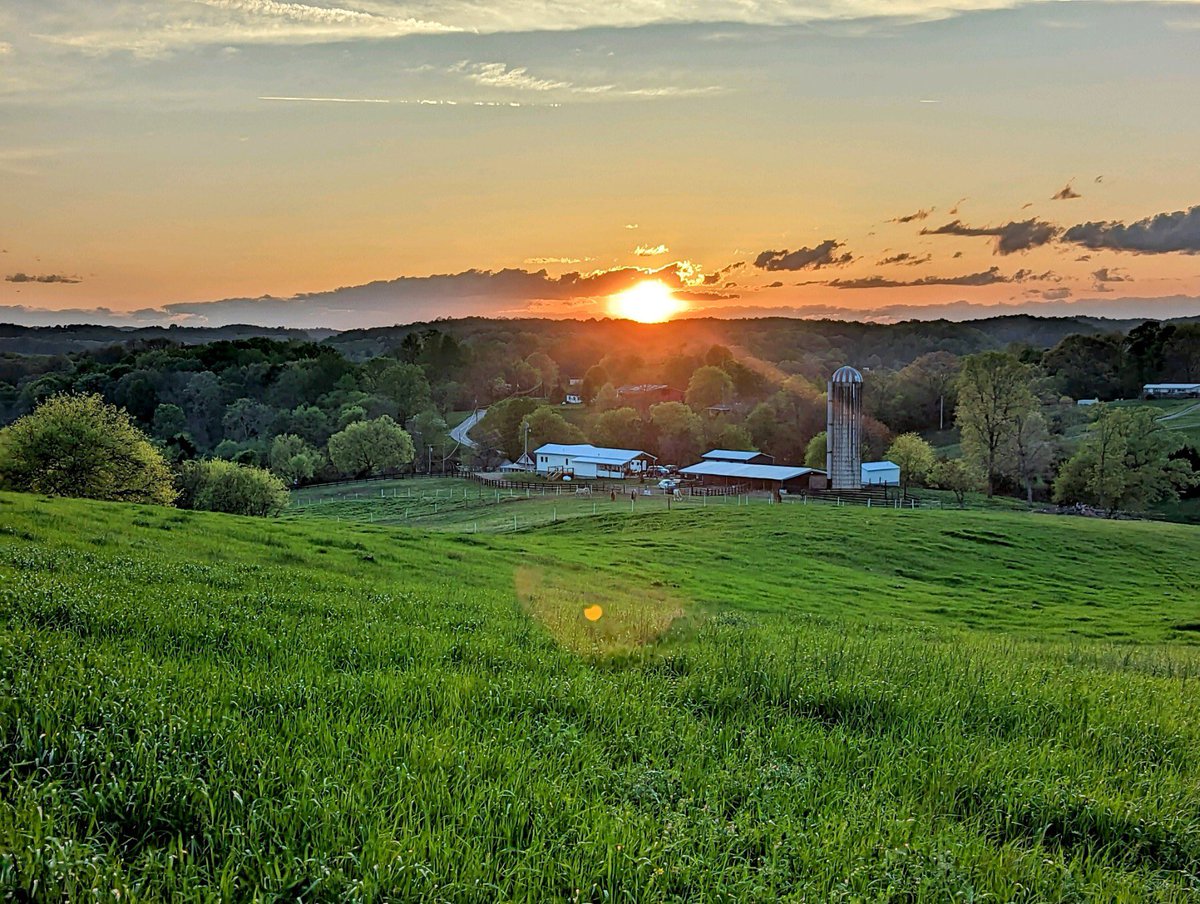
583 605 603 622
607 280 687 323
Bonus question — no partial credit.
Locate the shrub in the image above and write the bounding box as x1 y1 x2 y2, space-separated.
0 393 176 505
177 459 289 517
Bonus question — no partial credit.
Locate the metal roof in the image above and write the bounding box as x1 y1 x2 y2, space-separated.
534 443 655 461
861 460 899 471
831 365 863 383
680 461 817 481
1143 383 1200 390
702 449 765 461
572 455 640 466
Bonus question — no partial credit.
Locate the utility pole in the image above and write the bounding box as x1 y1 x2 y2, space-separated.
522 421 531 463
427 444 433 475
939 395 945 431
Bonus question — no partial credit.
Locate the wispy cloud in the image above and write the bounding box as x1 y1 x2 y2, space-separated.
259 95 390 103
1051 181 1081 200
6 272 82 284
921 217 1060 254
827 267 1052 290
449 61 720 99
634 244 669 256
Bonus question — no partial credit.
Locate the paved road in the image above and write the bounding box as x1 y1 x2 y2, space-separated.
450 408 486 449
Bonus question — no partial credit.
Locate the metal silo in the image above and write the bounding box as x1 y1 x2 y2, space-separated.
826 365 863 490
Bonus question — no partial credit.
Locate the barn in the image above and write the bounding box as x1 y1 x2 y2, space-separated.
533 443 655 479
861 460 900 486
1143 383 1200 399
701 449 776 466
679 460 826 493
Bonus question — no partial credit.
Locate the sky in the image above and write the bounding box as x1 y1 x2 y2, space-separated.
3 0 1200 328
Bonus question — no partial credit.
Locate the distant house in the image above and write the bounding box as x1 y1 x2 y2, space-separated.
1076 398 1100 406
616 384 685 410
500 452 535 473
861 461 900 487
701 449 776 466
680 460 826 493
563 394 583 405
1143 383 1200 399
533 443 655 479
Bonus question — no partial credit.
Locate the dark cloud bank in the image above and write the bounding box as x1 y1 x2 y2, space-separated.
754 240 852 271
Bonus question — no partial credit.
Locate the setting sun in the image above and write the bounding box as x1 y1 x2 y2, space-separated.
607 280 687 323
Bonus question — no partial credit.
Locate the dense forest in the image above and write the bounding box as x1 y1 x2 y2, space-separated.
1 315 1198 508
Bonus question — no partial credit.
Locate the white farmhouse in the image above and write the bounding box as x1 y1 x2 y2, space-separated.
533 443 655 479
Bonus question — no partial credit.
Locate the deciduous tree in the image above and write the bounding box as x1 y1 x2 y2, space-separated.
885 433 936 497
0 393 176 504
1052 405 1195 516
327 415 415 477
956 352 1037 497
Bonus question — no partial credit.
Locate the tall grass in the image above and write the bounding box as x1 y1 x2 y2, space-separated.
2 491 1200 900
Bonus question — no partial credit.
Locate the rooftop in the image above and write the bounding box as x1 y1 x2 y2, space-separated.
702 449 768 462
680 461 820 481
534 443 655 462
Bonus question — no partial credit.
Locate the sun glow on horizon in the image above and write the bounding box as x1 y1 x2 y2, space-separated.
607 280 688 323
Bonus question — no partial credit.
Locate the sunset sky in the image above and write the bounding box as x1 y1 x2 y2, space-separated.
3 0 1200 328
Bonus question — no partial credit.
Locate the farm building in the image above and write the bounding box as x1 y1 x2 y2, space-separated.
500 453 535 473
1143 383 1200 399
616 384 685 410
861 461 900 486
679 460 827 493
533 443 655 479
702 449 776 465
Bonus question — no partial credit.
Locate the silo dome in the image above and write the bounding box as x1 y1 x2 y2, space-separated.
831 365 863 384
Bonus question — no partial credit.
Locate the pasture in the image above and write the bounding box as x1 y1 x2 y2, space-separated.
3 490 1200 900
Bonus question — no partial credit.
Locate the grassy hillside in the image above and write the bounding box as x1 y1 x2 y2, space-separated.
3 491 1200 900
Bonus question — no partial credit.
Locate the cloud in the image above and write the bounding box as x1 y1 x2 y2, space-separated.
1092 267 1130 283
1052 182 1081 200
32 0 1102 58
634 244 669 256
891 208 933 224
524 256 592 265
1062 205 1200 254
259 95 390 103
35 1 457 57
681 295 1200 323
765 281 784 288
875 251 932 266
5 272 82 284
624 224 639 229
1040 288 1071 300
753 240 853 271
948 197 967 215
2 263 699 329
826 266 1052 290
452 61 574 93
920 218 1060 254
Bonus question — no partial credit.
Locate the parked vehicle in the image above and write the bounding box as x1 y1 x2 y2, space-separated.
657 478 679 490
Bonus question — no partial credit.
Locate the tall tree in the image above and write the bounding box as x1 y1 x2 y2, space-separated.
956 352 1037 496
375 362 432 424
520 407 585 454
1053 405 1195 516
685 365 733 412
269 433 323 485
1001 409 1054 506
327 415 415 477
885 433 936 497
649 402 704 465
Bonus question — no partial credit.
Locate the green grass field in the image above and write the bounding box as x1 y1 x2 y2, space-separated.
3 490 1200 900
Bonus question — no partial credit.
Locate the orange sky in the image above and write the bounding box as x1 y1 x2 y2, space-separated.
3 1 1200 327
